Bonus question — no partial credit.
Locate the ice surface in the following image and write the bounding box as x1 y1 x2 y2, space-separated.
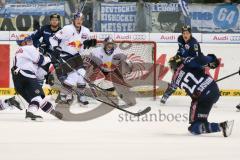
0 95 239 160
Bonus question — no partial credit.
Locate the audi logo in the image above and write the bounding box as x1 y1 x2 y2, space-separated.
230 36 240 41
132 34 147 40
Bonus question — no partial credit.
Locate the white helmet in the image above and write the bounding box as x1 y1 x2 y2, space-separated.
103 37 116 55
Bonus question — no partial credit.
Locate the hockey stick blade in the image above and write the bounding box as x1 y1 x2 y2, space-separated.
132 106 151 117
95 98 151 117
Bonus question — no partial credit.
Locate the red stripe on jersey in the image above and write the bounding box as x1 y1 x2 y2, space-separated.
0 45 10 87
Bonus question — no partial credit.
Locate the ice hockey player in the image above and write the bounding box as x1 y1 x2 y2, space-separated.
161 25 204 104
30 13 61 87
89 37 136 106
0 96 22 111
31 13 61 55
11 34 62 121
168 54 234 137
49 12 96 105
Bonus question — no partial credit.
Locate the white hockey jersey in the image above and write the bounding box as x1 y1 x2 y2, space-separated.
14 45 51 78
90 47 127 72
50 24 90 56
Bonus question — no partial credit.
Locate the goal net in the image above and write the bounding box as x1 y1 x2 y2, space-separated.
81 41 157 98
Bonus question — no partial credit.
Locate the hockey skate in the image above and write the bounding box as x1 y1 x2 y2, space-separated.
220 120 234 137
236 104 240 111
77 92 89 106
4 96 22 110
25 110 43 121
66 94 74 105
55 93 72 105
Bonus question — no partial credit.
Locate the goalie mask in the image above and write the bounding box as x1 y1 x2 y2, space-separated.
168 55 183 72
103 37 116 55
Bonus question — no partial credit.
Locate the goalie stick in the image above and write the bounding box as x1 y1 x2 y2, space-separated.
49 54 151 117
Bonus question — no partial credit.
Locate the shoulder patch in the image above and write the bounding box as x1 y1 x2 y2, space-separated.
194 44 198 51
178 42 183 46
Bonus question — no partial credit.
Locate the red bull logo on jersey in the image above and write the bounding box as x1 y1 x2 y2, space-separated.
100 62 117 71
67 41 82 50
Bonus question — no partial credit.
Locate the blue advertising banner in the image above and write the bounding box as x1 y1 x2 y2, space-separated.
189 3 240 33
0 2 65 18
98 2 137 32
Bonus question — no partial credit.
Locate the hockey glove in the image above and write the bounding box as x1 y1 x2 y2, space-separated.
207 54 220 69
160 84 177 105
45 73 54 86
83 39 97 49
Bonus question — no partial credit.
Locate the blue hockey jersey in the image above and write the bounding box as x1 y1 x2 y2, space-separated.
177 35 203 58
169 55 219 99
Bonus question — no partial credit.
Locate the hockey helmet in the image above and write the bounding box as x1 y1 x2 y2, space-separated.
168 55 183 71
50 13 60 20
73 12 84 20
16 34 32 46
181 25 191 34
103 37 116 55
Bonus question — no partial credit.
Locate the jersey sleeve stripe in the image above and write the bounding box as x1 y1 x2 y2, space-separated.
37 55 44 66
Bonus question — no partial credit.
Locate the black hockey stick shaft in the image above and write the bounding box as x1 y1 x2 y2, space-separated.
215 70 239 82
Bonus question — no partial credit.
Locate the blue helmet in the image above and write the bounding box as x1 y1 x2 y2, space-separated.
16 34 32 46
103 37 115 55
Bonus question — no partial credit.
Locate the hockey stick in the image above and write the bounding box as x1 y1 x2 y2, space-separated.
50 55 151 116
60 58 151 116
79 0 87 12
53 80 150 116
215 68 240 82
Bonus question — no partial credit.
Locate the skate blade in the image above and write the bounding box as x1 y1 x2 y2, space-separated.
79 103 89 108
225 120 234 137
25 117 44 122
